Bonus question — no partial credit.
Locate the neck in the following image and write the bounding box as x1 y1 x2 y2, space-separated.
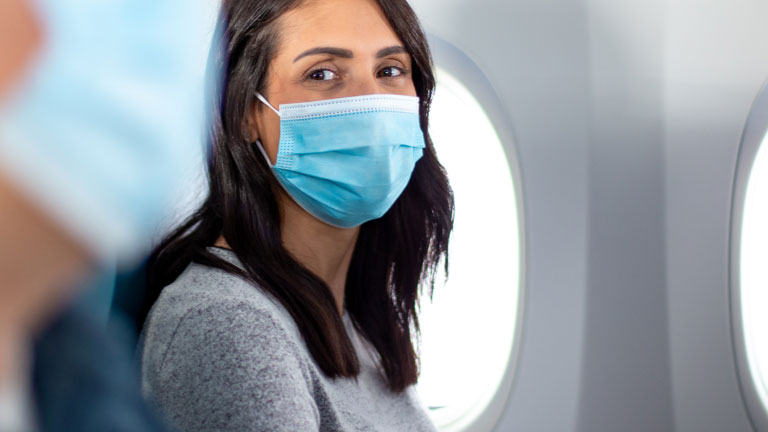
216 195 360 316
279 195 359 316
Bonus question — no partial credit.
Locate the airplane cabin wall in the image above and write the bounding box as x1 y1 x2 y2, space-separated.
408 0 768 431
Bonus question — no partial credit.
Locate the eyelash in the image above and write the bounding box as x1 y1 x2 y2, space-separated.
305 69 338 81
376 66 407 78
303 65 409 82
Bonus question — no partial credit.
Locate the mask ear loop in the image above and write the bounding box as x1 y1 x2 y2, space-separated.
254 93 280 168
256 93 281 117
254 139 275 168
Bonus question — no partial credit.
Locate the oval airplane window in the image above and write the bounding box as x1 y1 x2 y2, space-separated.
732 81 768 430
415 66 521 431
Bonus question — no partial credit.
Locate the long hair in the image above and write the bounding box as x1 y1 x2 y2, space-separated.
142 0 453 393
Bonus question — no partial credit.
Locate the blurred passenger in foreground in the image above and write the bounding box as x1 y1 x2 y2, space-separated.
0 0 211 430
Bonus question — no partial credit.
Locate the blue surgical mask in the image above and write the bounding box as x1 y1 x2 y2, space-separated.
255 93 425 228
0 0 212 263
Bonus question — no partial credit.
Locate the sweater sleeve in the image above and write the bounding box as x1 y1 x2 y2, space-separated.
148 299 320 432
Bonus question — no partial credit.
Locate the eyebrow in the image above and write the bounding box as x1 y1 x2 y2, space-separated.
292 45 408 63
375 46 407 58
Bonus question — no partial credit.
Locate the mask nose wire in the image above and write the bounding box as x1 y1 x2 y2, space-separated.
256 93 281 117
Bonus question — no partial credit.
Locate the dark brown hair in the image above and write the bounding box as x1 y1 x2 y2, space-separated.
142 0 453 393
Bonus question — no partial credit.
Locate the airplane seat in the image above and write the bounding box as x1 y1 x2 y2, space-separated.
108 261 150 350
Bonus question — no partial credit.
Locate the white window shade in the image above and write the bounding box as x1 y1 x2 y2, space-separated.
739 128 768 417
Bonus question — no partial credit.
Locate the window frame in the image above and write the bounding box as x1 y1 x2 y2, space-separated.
730 78 768 432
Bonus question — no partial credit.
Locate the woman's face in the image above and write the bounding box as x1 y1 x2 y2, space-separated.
249 0 417 164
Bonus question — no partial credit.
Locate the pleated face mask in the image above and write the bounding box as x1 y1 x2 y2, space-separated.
255 93 425 228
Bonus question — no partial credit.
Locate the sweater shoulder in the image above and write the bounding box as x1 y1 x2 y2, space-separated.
139 262 321 431
140 260 307 379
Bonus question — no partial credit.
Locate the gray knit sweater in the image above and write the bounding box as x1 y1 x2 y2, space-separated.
139 247 437 432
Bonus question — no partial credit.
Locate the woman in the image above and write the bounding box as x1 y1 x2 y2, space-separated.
139 0 453 430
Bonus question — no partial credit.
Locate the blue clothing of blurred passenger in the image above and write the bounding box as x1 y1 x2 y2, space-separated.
32 289 167 432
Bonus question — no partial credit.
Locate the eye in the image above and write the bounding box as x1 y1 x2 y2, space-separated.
377 66 405 78
306 69 338 81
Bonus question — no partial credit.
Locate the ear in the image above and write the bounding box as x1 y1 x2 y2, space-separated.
245 101 261 142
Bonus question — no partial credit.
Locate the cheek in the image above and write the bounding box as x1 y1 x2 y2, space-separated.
408 81 417 96
401 75 417 97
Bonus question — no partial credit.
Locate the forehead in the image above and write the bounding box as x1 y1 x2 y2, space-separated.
274 0 404 57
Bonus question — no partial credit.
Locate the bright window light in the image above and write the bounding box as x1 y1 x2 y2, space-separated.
416 68 520 431
740 128 768 414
